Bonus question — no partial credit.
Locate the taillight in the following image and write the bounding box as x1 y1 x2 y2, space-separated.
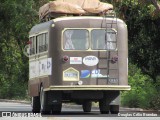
63 55 69 62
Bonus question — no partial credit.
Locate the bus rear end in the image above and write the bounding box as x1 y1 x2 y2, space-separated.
43 16 130 114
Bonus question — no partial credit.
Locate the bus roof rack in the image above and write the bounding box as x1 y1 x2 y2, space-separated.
39 0 114 22
39 10 116 23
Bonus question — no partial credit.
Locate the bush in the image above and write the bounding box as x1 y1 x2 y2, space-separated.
0 74 28 99
121 63 158 109
149 90 160 110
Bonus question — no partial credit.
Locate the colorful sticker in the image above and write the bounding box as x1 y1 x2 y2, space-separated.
83 56 99 66
70 57 82 64
81 70 90 78
91 69 109 78
63 67 79 81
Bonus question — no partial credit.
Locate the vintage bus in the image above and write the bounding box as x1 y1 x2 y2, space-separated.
28 15 130 114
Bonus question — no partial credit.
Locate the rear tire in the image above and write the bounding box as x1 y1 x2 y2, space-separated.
82 101 92 112
40 86 51 114
99 99 109 114
32 96 40 113
110 105 119 114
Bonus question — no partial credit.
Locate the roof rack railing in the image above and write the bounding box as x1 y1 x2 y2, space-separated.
39 9 116 23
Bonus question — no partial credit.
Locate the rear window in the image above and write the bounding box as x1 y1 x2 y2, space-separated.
91 29 117 50
63 29 89 50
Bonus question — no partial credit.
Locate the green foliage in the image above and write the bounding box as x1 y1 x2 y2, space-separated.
149 93 160 110
121 63 160 109
0 0 38 99
0 0 52 99
116 0 160 83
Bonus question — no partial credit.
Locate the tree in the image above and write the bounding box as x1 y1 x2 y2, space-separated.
114 0 160 83
0 0 38 98
151 0 160 11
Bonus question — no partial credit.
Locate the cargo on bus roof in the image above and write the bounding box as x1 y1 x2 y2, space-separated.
39 0 113 20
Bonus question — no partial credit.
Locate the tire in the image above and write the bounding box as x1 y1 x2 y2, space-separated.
99 99 109 114
40 86 51 114
52 103 62 114
110 105 119 114
32 96 40 113
82 101 92 112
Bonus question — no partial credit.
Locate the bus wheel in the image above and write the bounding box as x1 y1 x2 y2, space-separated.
40 86 51 114
110 105 119 114
32 96 40 113
99 99 109 114
51 103 62 114
82 101 92 112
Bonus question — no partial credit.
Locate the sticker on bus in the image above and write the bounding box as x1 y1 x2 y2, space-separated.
39 58 52 76
80 70 90 78
29 58 52 79
83 56 99 66
91 69 109 78
70 57 82 64
63 67 79 81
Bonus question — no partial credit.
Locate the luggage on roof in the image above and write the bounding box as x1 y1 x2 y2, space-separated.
39 0 113 21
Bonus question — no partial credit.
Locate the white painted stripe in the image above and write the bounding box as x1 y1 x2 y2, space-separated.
53 16 124 23
44 85 131 91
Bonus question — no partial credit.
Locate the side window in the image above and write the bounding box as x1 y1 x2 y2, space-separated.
43 33 48 51
38 33 48 53
38 34 43 53
29 37 35 55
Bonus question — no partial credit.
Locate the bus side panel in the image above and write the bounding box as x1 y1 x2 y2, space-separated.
117 21 128 85
28 80 40 97
49 23 63 86
28 21 54 96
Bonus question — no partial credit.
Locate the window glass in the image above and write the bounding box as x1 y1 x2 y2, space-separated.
37 34 42 52
44 33 48 51
29 37 35 55
46 33 49 46
91 29 116 50
38 33 48 53
63 29 89 50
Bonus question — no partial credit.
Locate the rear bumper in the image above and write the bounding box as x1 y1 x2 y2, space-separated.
44 85 131 91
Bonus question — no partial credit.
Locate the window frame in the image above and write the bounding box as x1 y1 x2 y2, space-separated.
29 36 36 56
62 29 90 51
29 32 49 57
62 28 117 51
91 29 117 50
37 32 49 54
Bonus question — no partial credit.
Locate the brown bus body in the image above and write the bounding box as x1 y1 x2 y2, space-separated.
28 16 130 114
